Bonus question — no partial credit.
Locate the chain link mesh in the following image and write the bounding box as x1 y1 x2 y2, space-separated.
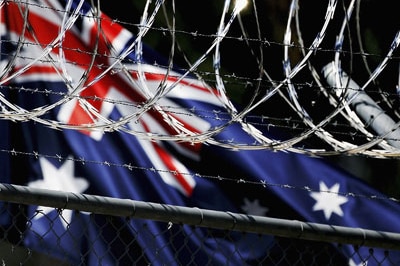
0 200 398 265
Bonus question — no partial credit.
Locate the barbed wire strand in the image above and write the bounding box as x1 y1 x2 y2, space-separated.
1 147 399 204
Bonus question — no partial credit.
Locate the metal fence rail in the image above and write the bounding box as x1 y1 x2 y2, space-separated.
1 182 400 265
1 183 400 249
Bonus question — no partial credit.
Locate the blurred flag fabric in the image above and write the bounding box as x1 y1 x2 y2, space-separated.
0 0 399 265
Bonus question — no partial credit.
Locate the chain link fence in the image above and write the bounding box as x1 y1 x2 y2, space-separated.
1 183 399 265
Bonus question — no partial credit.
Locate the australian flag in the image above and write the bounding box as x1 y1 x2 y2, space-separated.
1 0 400 265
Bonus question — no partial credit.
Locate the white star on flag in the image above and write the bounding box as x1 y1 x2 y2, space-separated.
241 198 269 216
349 258 368 266
309 181 348 220
28 157 89 228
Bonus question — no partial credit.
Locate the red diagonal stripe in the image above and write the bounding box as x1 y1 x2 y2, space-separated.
7 2 204 154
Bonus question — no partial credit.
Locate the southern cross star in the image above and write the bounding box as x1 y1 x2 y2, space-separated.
241 197 269 216
309 181 348 220
28 157 89 228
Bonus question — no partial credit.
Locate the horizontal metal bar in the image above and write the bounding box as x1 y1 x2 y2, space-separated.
1 182 400 250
